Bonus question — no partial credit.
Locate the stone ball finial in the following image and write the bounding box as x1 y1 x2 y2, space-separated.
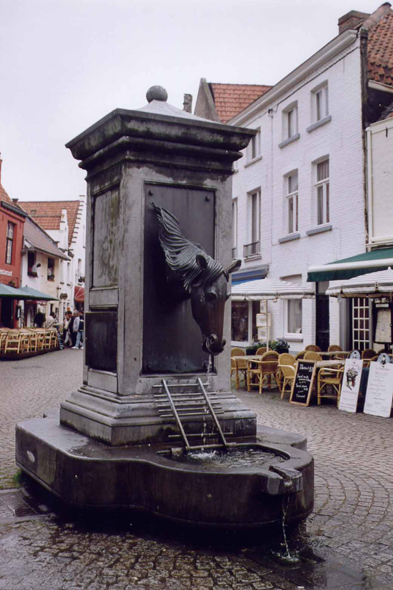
146 86 168 103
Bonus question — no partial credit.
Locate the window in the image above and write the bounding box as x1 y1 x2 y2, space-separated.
248 128 261 162
232 199 238 259
5 223 15 265
312 83 328 122
283 103 298 140
315 159 330 225
48 258 55 281
286 171 298 234
244 190 261 257
352 298 370 351
231 301 249 342
287 300 302 335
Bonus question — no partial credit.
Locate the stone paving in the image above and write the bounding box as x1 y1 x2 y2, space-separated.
0 351 392 589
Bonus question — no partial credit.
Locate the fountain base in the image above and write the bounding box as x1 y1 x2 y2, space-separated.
15 415 313 529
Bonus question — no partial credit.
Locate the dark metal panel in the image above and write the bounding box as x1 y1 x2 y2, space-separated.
85 311 117 372
143 183 215 374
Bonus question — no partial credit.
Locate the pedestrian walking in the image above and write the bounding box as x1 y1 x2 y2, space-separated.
63 311 73 348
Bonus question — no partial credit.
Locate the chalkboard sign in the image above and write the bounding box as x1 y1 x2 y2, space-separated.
290 360 317 406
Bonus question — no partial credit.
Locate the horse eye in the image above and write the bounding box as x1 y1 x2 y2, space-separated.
206 291 217 301
225 292 230 301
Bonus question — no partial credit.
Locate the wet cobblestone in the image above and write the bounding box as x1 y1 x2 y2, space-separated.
0 353 393 588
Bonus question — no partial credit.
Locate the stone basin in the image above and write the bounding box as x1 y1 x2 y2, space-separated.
16 416 314 529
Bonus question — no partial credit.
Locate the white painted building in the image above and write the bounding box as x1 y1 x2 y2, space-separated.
19 197 86 322
20 217 70 326
196 3 393 353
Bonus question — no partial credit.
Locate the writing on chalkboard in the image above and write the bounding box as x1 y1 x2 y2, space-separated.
290 360 316 406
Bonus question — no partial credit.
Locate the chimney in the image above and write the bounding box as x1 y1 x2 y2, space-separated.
183 94 193 113
12 198 18 204
338 10 370 34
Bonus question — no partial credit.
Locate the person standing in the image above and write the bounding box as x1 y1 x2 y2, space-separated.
63 311 72 347
71 311 80 348
73 311 84 350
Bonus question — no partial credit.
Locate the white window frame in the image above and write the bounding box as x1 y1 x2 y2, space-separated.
244 190 261 257
247 128 261 163
282 102 298 141
285 171 299 234
314 157 330 226
312 82 329 123
284 299 303 340
232 198 238 259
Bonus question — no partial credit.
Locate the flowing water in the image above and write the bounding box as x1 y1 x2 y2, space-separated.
170 447 285 468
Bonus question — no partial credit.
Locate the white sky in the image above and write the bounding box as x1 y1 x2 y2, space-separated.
1 0 379 202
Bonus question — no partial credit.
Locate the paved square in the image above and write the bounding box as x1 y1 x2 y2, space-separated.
0 351 392 589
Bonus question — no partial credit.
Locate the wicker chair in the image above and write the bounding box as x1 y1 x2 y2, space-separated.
256 346 267 355
0 331 8 354
295 351 306 360
278 353 296 399
317 365 344 406
231 348 247 389
361 348 377 368
304 351 322 361
305 344 321 352
328 345 342 352
247 351 279 394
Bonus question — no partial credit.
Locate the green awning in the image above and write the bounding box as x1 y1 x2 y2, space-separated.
308 247 393 282
0 284 58 301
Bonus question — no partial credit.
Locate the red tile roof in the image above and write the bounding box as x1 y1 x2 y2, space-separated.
19 201 82 248
0 182 12 205
366 5 393 86
209 83 272 123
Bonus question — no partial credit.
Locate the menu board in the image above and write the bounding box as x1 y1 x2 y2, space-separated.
290 360 317 406
364 362 393 418
339 358 364 413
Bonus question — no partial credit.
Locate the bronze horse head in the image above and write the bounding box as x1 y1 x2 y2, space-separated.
152 204 241 356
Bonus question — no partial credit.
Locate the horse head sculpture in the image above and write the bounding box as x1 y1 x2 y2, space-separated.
152 203 241 356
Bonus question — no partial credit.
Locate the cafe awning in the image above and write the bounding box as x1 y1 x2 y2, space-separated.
307 247 393 282
326 268 393 298
74 286 85 303
0 284 58 301
231 278 314 301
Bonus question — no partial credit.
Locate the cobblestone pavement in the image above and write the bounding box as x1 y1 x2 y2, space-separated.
0 349 83 489
0 352 392 589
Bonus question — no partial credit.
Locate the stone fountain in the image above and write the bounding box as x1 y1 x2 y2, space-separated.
15 86 314 529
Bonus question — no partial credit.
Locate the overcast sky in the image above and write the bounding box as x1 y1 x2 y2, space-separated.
1 0 378 202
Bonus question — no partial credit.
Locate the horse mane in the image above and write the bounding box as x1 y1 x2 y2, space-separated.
152 203 225 292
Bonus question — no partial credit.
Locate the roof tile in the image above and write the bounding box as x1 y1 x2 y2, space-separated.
209 83 272 123
368 9 393 86
19 201 82 248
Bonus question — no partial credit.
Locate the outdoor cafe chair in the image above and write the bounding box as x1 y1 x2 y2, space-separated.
305 344 321 353
304 351 322 361
256 347 267 355
278 353 296 399
247 351 279 394
19 330 31 354
295 351 306 360
361 348 377 368
328 344 346 359
317 365 344 406
4 332 21 355
0 331 8 354
231 347 247 389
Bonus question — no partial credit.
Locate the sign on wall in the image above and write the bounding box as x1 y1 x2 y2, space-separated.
0 269 13 277
364 361 393 418
338 358 364 413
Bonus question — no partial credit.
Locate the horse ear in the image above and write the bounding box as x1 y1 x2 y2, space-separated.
226 259 241 275
196 254 208 271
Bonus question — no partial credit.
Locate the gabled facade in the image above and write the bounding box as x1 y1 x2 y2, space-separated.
21 217 70 326
19 198 86 319
0 158 27 327
196 3 393 352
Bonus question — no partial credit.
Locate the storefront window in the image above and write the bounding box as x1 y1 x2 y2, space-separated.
231 301 249 342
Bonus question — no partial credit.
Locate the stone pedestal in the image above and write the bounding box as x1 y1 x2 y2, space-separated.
60 87 257 445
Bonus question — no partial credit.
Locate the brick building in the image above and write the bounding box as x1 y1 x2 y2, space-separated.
196 3 393 352
0 158 27 327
